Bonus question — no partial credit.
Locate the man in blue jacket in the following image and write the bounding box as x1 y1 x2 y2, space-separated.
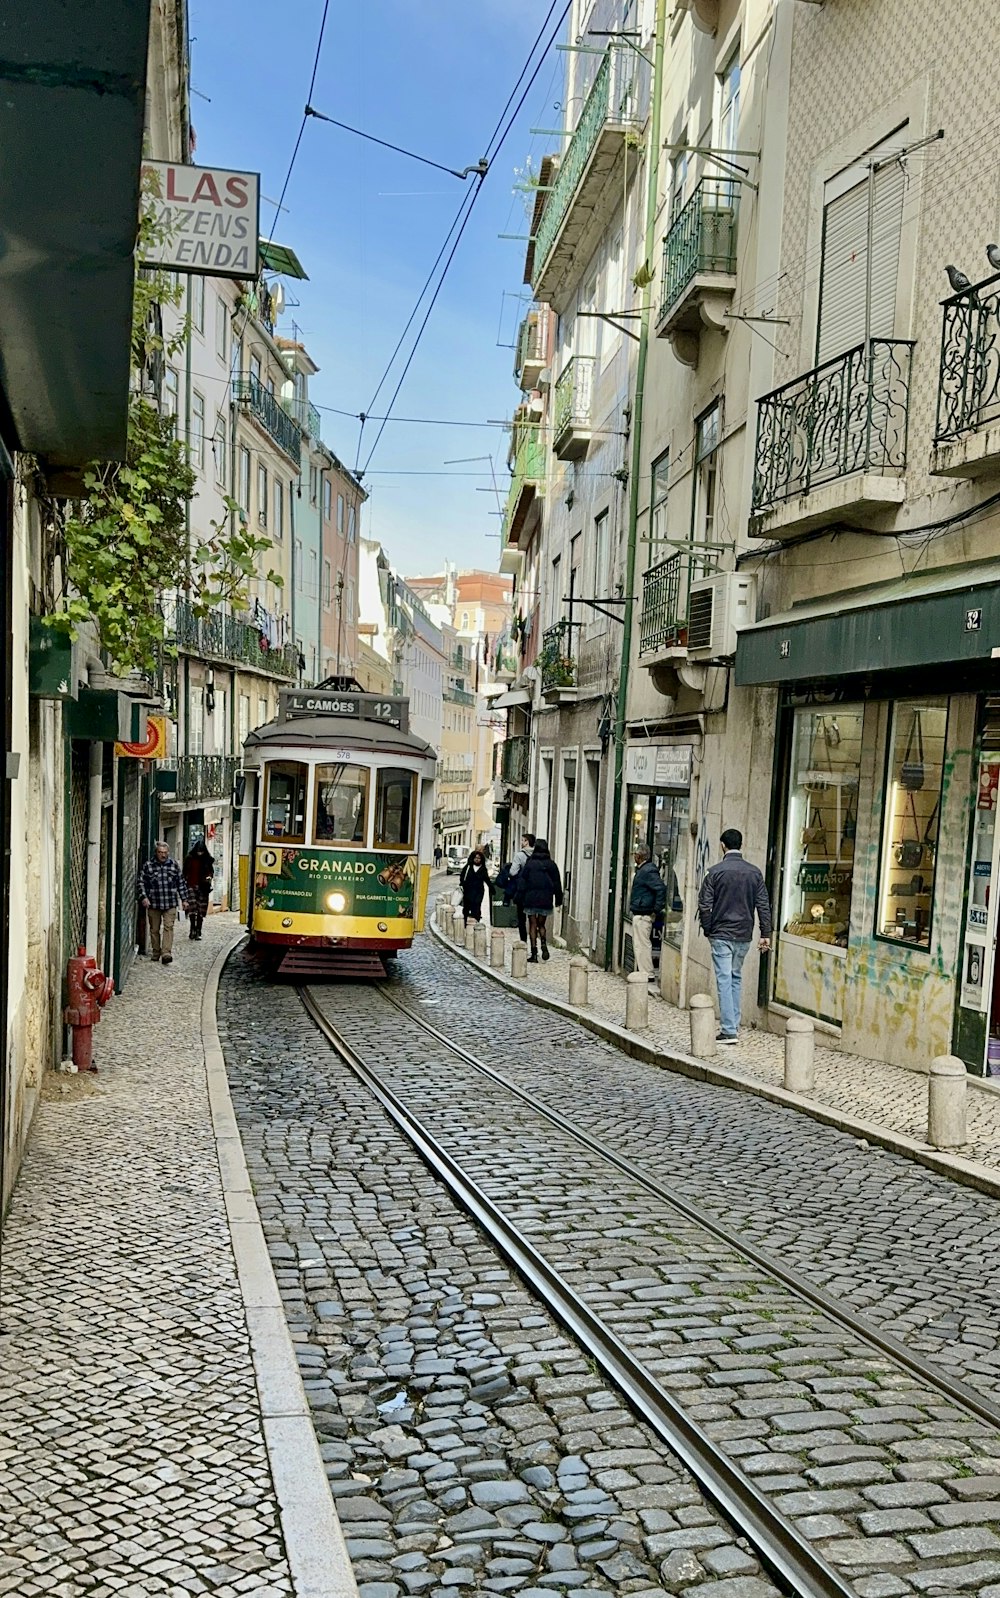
697 828 772 1043
629 844 666 986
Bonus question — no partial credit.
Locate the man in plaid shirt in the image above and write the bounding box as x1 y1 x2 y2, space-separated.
138 841 190 964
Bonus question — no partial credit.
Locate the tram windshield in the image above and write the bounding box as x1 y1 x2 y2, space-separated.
264 762 307 843
313 764 369 845
374 768 416 849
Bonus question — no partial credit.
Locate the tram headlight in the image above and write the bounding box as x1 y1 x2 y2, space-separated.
326 891 347 913
281 917 293 928
377 921 388 933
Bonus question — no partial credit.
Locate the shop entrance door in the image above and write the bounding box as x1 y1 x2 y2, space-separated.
955 710 1000 1074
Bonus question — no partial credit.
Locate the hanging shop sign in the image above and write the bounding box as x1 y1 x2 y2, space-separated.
624 743 693 790
115 714 167 760
141 161 260 279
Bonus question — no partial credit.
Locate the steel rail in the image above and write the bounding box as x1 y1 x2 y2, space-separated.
298 983 854 1598
373 982 1000 1439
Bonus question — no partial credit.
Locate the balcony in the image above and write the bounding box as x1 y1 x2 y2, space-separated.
655 182 739 366
514 306 551 390
553 356 596 461
441 807 471 829
539 620 577 700
444 686 475 707
503 422 546 546
931 271 1000 477
639 549 719 657
285 395 322 441
500 734 531 788
233 374 302 465
437 764 472 787
158 754 240 805
175 600 299 680
531 44 649 313
750 339 914 540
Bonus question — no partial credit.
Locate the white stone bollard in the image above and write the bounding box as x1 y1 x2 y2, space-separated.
928 1054 968 1149
784 1014 815 1095
465 923 476 952
689 992 716 1059
568 956 589 1008
511 943 528 979
626 971 649 1031
490 928 505 969
473 923 488 960
452 911 465 945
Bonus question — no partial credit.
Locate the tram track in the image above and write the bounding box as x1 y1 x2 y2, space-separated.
298 981 853 1598
299 977 1000 1597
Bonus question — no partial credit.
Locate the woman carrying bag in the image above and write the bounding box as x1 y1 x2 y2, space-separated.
459 850 490 926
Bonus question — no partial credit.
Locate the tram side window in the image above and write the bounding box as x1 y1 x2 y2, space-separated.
375 768 416 849
314 764 369 845
264 762 307 843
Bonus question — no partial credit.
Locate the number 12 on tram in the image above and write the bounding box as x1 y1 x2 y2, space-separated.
237 682 438 975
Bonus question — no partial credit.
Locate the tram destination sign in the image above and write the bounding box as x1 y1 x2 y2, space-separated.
279 688 408 732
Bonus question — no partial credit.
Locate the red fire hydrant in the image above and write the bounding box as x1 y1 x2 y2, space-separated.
64 947 114 1072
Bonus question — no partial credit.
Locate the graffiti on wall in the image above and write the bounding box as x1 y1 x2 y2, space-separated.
694 778 713 888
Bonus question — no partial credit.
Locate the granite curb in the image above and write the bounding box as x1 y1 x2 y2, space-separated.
429 918 1000 1205
203 932 359 1598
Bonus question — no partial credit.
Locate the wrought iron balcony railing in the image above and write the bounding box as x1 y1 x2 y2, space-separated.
935 270 1000 442
503 423 546 543
553 356 595 456
158 754 240 804
285 395 322 440
533 43 646 289
659 181 739 322
444 686 476 707
539 619 576 692
174 600 299 679
514 306 551 388
233 374 302 464
639 549 719 655
500 734 531 786
437 765 472 787
441 807 471 828
752 339 914 513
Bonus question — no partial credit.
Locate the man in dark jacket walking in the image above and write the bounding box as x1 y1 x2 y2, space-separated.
697 828 771 1043
629 845 666 986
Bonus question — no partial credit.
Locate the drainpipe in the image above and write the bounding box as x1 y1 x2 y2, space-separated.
603 0 667 971
318 466 328 681
288 472 297 679
85 741 103 955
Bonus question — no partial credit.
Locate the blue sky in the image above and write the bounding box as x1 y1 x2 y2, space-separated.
189 0 564 577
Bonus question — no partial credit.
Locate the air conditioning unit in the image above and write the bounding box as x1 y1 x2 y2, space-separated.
687 570 757 660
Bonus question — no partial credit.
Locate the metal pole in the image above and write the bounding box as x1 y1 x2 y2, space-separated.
603 0 667 971
335 573 344 677
863 159 875 350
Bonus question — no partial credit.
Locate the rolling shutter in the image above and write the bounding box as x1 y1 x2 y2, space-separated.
817 160 905 365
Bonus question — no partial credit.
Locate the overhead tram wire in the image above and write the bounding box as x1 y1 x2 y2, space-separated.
356 0 573 479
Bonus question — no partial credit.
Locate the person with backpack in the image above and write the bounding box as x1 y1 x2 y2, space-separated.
505 831 535 943
513 838 563 962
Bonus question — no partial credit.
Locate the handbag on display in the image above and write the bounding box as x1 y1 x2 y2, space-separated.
894 791 924 869
804 717 834 795
900 711 925 791
800 804 828 853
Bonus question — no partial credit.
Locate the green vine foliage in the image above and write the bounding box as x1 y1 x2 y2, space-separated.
46 186 281 677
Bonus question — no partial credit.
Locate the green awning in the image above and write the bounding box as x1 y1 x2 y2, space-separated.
735 559 1000 686
0 4 151 465
259 239 309 280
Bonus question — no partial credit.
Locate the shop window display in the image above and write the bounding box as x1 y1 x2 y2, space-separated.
877 699 946 949
626 791 689 951
780 708 863 948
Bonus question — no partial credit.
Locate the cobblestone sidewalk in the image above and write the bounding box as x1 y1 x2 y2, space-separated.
433 888 1000 1172
0 915 293 1598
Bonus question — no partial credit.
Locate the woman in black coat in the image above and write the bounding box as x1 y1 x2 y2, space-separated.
459 850 490 925
513 838 562 961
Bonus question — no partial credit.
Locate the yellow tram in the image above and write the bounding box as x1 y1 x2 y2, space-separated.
238 680 437 975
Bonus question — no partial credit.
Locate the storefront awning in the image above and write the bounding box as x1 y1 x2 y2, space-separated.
0 5 151 466
492 687 533 708
736 559 1000 687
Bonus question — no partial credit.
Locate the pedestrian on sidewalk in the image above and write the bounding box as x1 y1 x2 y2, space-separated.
697 827 771 1043
513 838 562 963
182 838 214 941
138 841 190 965
508 831 535 944
434 842 443 870
629 844 666 988
459 849 490 925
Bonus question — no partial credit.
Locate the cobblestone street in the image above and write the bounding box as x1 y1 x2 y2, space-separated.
220 930 1000 1597
0 915 318 1598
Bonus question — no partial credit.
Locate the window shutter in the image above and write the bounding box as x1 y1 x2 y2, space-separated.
817 161 905 366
